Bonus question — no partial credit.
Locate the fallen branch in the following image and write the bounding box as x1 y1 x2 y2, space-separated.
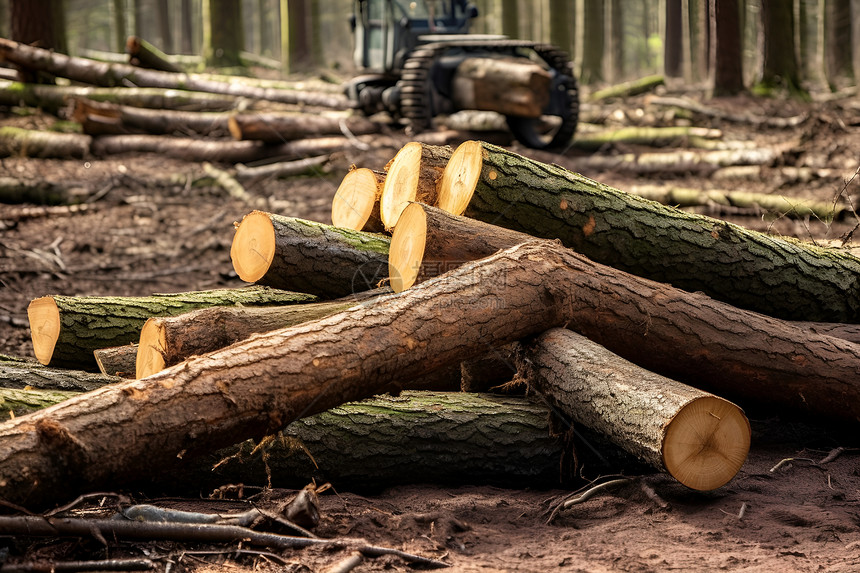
570 126 722 151
126 36 183 73
228 113 381 143
589 74 665 101
648 95 808 128
0 355 119 391
0 127 90 159
70 98 232 136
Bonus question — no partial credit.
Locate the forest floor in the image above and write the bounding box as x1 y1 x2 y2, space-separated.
2 87 860 572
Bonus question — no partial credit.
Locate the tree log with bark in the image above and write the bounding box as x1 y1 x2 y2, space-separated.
27 286 315 370
571 126 722 151
0 127 90 159
0 38 352 109
390 205 860 425
0 355 118 392
517 328 750 491
2 241 859 508
126 36 183 73
228 113 382 143
330 167 386 232
230 211 390 298
70 98 232 136
436 140 860 323
379 142 452 229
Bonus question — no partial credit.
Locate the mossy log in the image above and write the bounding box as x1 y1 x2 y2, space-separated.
230 211 390 298
588 74 665 101
2 241 858 508
70 98 231 136
126 36 184 73
0 127 90 159
228 113 381 143
437 140 860 323
389 206 860 426
136 289 387 379
0 38 352 109
517 328 750 491
0 177 89 205
27 286 316 370
571 126 722 151
0 355 119 391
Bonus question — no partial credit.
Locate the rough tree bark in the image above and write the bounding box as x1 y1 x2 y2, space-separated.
0 355 118 392
126 36 183 73
228 113 381 143
570 126 722 151
27 286 315 370
389 207 860 425
93 345 138 378
71 99 231 136
230 211 390 298
709 0 744 96
436 140 860 323
1 242 859 508
517 328 750 491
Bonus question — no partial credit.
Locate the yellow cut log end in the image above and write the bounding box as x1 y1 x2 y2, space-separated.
230 211 276 283
27 296 60 365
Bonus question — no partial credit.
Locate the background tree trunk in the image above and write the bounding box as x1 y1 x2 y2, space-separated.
581 0 604 84
824 0 855 90
10 0 66 54
758 0 803 94
204 0 243 68
709 0 744 95
664 0 683 78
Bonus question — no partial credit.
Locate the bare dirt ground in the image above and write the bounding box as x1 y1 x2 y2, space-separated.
2 91 860 572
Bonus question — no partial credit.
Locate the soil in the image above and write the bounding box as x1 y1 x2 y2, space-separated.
2 90 860 572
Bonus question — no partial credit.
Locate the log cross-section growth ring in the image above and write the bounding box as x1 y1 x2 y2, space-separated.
331 167 386 232
379 142 451 229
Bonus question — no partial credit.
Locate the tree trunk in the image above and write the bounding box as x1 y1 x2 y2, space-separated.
204 0 243 68
517 328 750 491
91 134 352 163
450 57 551 118
10 0 66 54
379 142 452 229
71 98 231 136
389 215 860 426
757 0 803 94
824 0 855 90
136 290 386 379
27 286 315 370
330 167 386 232
588 74 665 101
580 0 604 84
112 0 127 53
230 211 390 298
94 345 138 378
2 241 859 508
435 140 860 323
570 126 721 151
228 113 381 143
0 80 242 112
709 0 744 96
665 0 683 78
0 388 82 421
0 355 118 391
0 39 352 109
0 127 90 159
126 36 183 73
180 0 194 54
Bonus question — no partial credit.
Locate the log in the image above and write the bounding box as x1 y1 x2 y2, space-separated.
567 146 783 176
0 127 91 159
230 211 390 298
0 388 84 421
389 206 860 425
0 177 90 205
379 142 452 229
91 134 352 163
0 38 352 109
0 355 119 391
0 241 858 508
517 328 750 491
571 126 723 152
228 113 381 143
450 57 551 118
27 286 316 370
648 95 808 128
235 155 329 182
0 80 242 112
436 140 860 323
459 345 517 392
588 74 665 101
330 167 385 232
126 36 184 73
93 345 138 378
136 289 387 379
70 98 231 136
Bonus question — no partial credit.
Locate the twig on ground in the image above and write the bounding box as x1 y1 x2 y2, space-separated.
546 478 633 524
325 552 364 573
0 559 155 572
769 457 816 473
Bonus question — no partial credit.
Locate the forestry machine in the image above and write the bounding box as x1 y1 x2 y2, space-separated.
345 0 579 149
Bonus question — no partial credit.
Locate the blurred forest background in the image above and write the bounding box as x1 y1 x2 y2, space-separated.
1 0 858 98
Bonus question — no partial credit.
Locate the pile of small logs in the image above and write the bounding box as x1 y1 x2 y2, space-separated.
6 140 860 512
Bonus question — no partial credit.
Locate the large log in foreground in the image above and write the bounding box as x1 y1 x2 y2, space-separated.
230 211 390 298
436 140 860 323
27 286 315 370
517 329 750 491
2 241 859 508
390 205 860 426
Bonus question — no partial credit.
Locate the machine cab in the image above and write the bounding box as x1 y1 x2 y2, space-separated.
352 0 478 72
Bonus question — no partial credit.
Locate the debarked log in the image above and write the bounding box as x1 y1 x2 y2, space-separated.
436 140 860 323
389 205 860 426
517 328 750 490
27 286 316 370
1 241 858 508
230 211 390 298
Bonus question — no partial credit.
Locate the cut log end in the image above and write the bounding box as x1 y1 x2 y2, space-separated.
438 140 483 216
331 167 381 231
389 202 427 293
230 211 276 283
380 142 424 229
136 318 167 379
661 396 750 491
27 296 60 365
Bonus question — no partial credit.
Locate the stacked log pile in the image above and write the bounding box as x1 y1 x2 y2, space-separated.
5 137 860 514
